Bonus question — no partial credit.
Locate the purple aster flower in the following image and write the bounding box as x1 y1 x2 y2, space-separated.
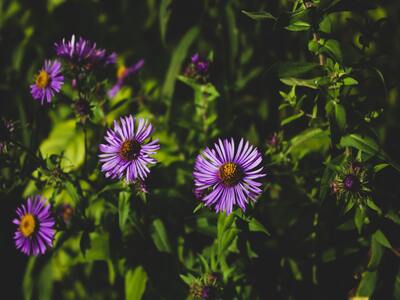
99 115 160 183
13 196 55 256
194 138 266 214
30 60 64 105
55 35 116 67
107 59 145 98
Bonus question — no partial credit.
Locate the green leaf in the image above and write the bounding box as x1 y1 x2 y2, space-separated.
248 217 271 236
327 101 346 132
162 26 200 120
281 111 304 126
83 232 110 261
343 77 358 86
356 271 377 297
225 4 238 66
394 269 400 299
125 266 148 300
340 134 400 172
320 39 342 63
280 77 319 89
275 62 322 78
119 191 131 231
288 128 330 160
151 219 171 253
241 10 277 21
23 257 36 300
285 21 311 31
107 260 116 285
40 120 85 170
334 102 346 132
354 206 366 234
217 213 237 258
38 261 53 300
180 274 196 285
65 181 80 203
373 230 392 249
368 234 384 270
159 0 172 44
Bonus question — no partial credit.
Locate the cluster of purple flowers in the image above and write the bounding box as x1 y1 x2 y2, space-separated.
18 39 266 256
29 35 143 106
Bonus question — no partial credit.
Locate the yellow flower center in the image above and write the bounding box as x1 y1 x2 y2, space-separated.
120 139 141 160
19 214 36 237
117 65 127 80
218 162 242 186
35 69 50 89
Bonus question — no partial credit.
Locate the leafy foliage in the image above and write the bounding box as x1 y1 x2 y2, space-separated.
1 0 400 299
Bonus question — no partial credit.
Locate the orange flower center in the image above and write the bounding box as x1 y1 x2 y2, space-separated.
35 69 50 89
218 162 242 186
117 65 127 80
120 139 141 160
20 214 36 237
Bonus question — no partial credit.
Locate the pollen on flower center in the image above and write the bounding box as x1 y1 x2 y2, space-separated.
117 65 127 80
35 70 50 89
19 214 36 237
218 162 242 186
120 139 141 160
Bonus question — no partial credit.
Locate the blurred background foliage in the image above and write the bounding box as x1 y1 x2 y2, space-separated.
2 0 400 299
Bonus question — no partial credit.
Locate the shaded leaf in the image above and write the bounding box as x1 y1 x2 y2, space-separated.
241 10 277 21
151 219 172 253
125 266 148 300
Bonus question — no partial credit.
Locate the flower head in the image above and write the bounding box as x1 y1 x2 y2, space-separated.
331 160 371 206
58 203 74 226
13 196 55 256
55 35 116 67
99 115 160 183
194 138 265 214
30 60 64 105
107 59 145 98
184 53 210 83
